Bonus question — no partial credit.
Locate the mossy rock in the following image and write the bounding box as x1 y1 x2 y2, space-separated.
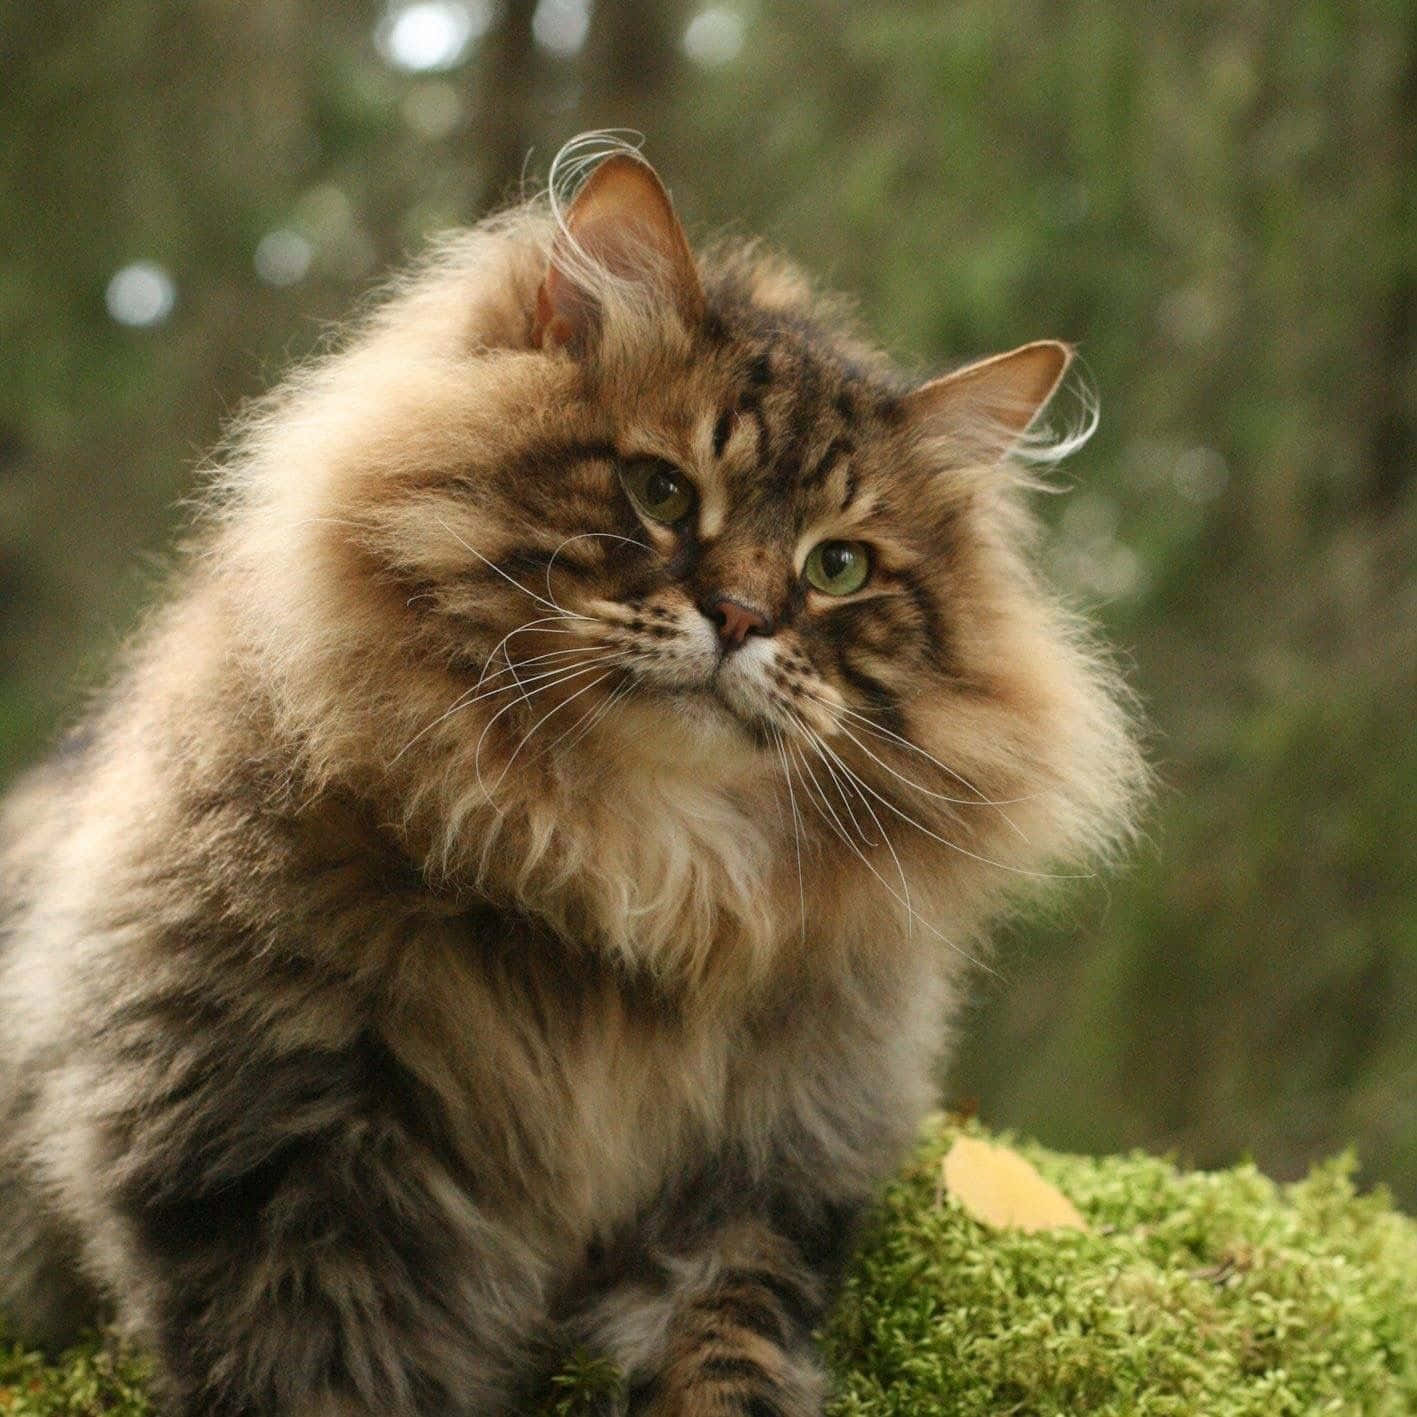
4 1120 1414 1415
822 1119 1416 1415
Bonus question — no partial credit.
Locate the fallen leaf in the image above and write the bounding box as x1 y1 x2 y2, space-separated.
941 1136 1089 1233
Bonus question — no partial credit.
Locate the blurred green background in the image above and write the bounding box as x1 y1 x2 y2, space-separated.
2 1 1413 1205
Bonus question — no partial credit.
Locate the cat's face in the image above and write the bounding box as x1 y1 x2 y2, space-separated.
584 350 920 752
359 159 1070 787
455 328 957 762
276 149 1138 968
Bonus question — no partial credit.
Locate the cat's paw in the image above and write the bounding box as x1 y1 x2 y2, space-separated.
626 1351 825 1417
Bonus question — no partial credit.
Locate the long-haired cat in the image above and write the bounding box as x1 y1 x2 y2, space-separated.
0 138 1142 1415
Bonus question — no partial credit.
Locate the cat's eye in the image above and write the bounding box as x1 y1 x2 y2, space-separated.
804 540 872 596
619 458 696 525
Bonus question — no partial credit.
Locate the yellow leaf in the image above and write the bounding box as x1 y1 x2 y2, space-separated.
941 1136 1089 1233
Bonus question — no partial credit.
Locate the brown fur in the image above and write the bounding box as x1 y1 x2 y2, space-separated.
0 138 1142 1415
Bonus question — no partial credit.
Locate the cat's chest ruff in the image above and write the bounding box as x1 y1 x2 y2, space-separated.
525 753 796 984
413 912 934 1259
398 911 782 1235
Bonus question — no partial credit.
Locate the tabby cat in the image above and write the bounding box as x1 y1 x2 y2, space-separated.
0 138 1142 1415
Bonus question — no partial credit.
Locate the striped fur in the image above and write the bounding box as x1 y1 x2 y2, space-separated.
0 140 1142 1414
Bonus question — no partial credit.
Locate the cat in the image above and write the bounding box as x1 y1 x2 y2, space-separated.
0 136 1142 1416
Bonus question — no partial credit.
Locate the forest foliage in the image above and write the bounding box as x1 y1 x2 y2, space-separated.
1 0 1413 1203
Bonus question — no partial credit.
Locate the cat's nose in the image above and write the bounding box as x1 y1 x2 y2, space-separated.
703 596 773 648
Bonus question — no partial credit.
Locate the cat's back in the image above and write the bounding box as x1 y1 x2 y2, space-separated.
1 752 73 915
0 724 118 1063
0 576 302 1077
0 732 125 1348
0 752 73 1065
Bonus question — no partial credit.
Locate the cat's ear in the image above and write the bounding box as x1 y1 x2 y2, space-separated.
533 154 705 353
901 341 1073 462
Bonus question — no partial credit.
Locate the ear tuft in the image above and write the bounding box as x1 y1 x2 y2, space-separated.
902 340 1079 464
533 151 704 353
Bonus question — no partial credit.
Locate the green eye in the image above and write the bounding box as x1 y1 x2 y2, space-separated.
805 540 872 596
620 458 696 524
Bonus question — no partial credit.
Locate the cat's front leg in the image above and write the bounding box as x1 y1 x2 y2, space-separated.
571 1205 861 1417
625 1228 828 1417
92 1025 542 1417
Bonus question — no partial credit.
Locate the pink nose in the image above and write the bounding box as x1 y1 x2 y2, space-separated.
707 598 772 647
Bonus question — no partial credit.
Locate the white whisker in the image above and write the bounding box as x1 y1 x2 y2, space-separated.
475 614 593 705
390 684 481 764
791 728 915 948
473 661 612 800
788 734 996 975
544 530 651 609
826 716 1027 847
803 687 1032 814
798 722 878 847
474 652 622 705
396 655 618 765
489 672 613 797
436 518 591 620
567 678 635 750
472 642 613 697
771 728 807 946
477 615 588 678
540 674 632 758
805 713 1087 881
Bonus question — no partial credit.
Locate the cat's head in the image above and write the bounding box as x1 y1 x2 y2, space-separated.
230 139 1142 983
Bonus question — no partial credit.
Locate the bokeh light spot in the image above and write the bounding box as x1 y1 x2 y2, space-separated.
253 230 314 288
105 261 176 328
295 184 355 239
1173 446 1229 502
375 0 489 73
532 0 591 57
683 7 745 66
402 80 463 139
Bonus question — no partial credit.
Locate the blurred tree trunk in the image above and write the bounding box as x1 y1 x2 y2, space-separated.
1364 37 1416 516
582 0 682 137
475 0 540 209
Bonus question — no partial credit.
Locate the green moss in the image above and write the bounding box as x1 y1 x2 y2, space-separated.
0 1335 152 1416
823 1119 1417 1416
6 1121 1414 1415
543 1349 626 1416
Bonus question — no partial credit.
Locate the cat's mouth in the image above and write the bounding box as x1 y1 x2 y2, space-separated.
604 655 778 748
595 618 791 747
636 658 783 749
631 675 768 737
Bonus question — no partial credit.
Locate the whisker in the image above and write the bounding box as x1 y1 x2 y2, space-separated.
797 721 878 848
544 531 651 609
477 615 588 678
801 687 1030 812
391 685 481 764
827 717 1028 847
396 656 618 765
472 642 613 696
570 678 636 748
787 733 997 974
539 673 632 758
473 661 613 800
489 672 613 797
790 728 915 948
771 728 807 947
849 712 1035 814
436 518 591 620
468 651 622 708
786 739 874 862
787 725 872 844
803 716 1088 881
476 614 593 705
